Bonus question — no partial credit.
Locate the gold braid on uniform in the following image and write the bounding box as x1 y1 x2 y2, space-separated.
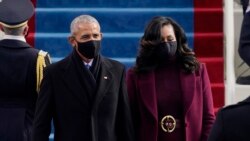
36 50 51 92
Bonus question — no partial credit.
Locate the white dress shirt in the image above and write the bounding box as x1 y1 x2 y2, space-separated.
83 59 93 69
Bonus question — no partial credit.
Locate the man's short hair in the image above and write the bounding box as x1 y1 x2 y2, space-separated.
2 24 26 36
70 15 101 35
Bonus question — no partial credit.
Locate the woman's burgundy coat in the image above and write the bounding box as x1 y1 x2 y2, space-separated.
126 63 215 141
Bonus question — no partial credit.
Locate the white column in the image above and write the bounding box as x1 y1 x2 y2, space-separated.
224 0 235 105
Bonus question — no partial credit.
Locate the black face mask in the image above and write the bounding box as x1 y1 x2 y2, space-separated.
157 41 177 60
76 40 101 59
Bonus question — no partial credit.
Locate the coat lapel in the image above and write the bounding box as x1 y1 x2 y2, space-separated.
92 57 112 110
180 71 196 115
61 53 93 107
135 68 197 121
137 71 158 121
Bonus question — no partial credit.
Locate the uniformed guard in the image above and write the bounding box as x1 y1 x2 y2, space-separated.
0 0 51 140
208 96 250 141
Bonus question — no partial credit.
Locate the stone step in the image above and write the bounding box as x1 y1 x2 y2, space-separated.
36 0 193 8
35 8 194 33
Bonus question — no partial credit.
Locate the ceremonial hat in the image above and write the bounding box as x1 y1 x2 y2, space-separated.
0 0 34 28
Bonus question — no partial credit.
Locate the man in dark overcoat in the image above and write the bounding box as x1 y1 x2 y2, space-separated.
32 15 134 141
208 96 250 141
237 0 250 84
0 0 50 140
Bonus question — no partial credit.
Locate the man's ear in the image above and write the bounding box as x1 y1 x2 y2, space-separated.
23 25 29 36
68 36 76 47
100 32 103 40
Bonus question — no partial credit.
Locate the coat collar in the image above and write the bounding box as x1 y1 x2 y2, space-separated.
59 52 113 110
137 69 196 121
238 96 250 104
0 39 31 48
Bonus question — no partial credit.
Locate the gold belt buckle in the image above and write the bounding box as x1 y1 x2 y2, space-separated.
160 115 176 133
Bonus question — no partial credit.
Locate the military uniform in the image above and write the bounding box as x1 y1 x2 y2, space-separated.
208 96 250 141
0 0 50 140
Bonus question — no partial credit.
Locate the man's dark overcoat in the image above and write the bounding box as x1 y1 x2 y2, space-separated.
32 50 134 141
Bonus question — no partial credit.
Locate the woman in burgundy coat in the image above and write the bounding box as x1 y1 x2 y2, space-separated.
126 16 215 141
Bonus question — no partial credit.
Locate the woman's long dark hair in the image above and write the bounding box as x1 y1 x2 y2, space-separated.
134 16 200 73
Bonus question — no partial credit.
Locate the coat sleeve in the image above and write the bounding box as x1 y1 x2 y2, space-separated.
200 64 216 141
32 67 53 141
116 67 135 141
207 109 225 141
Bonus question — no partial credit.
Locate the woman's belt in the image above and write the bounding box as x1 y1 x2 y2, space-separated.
160 115 182 133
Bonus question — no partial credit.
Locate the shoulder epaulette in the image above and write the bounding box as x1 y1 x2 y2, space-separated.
36 50 51 92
